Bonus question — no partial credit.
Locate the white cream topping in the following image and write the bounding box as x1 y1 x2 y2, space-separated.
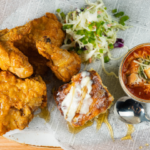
80 73 93 115
61 71 93 123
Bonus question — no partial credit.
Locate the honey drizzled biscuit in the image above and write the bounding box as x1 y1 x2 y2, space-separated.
54 70 114 127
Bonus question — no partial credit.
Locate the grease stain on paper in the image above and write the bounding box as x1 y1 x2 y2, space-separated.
35 107 50 122
67 120 94 134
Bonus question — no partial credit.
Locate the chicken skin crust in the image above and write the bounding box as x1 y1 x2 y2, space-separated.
13 13 65 75
36 40 81 82
0 13 65 76
54 70 114 127
0 42 33 78
0 71 47 135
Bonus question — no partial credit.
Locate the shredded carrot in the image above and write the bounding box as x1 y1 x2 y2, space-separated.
89 58 92 63
98 44 101 48
93 25 96 29
97 11 102 14
89 22 91 24
107 24 112 27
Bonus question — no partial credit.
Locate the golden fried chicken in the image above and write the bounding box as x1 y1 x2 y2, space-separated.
0 13 65 76
36 39 81 82
26 13 65 46
54 70 114 127
0 71 47 135
0 25 31 42
0 41 33 78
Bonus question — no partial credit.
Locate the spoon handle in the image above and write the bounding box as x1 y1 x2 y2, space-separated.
143 115 150 122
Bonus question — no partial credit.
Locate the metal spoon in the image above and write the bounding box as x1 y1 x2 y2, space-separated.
114 96 150 124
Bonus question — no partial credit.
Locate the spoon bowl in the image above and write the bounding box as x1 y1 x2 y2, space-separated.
114 96 150 124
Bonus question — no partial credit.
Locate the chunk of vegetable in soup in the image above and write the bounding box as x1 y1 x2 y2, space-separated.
122 46 150 100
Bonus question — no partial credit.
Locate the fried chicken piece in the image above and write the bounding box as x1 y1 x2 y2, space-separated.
0 13 65 75
54 70 114 127
0 71 47 135
36 39 81 82
26 13 65 46
0 42 33 78
13 13 65 75
0 25 31 42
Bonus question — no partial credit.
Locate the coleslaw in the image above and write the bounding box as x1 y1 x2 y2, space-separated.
56 0 129 77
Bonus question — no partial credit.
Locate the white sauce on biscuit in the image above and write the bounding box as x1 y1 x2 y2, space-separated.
61 71 93 123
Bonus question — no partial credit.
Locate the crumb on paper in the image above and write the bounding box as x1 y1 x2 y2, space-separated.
51 106 55 112
139 146 143 149
90 68 94 71
145 143 149 146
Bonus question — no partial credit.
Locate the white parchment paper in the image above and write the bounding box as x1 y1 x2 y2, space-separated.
2 0 150 150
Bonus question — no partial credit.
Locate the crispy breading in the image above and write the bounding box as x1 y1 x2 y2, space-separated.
0 25 31 42
36 39 81 82
13 13 65 75
0 71 47 135
0 41 33 78
0 13 65 76
54 70 114 127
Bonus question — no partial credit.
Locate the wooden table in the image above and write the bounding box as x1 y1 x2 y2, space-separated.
0 136 63 150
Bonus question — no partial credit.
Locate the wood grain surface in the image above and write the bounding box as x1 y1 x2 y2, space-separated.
0 136 63 150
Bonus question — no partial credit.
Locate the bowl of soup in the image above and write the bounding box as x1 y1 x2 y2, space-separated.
119 43 150 103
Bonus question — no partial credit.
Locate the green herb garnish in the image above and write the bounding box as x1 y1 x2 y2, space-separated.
76 30 85 35
108 43 114 49
88 37 95 44
119 15 129 25
104 56 110 63
60 12 66 19
99 49 103 53
56 9 61 13
114 12 124 18
80 37 88 44
63 24 73 30
97 15 101 18
77 50 83 54
112 9 117 13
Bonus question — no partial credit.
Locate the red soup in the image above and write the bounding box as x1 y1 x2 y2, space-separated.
122 46 150 100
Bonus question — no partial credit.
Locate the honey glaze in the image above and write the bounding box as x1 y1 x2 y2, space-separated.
95 110 114 140
95 112 106 130
121 124 134 140
67 120 94 134
67 110 114 139
35 107 50 122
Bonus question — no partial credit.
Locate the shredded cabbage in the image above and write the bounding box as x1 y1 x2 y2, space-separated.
56 0 129 77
